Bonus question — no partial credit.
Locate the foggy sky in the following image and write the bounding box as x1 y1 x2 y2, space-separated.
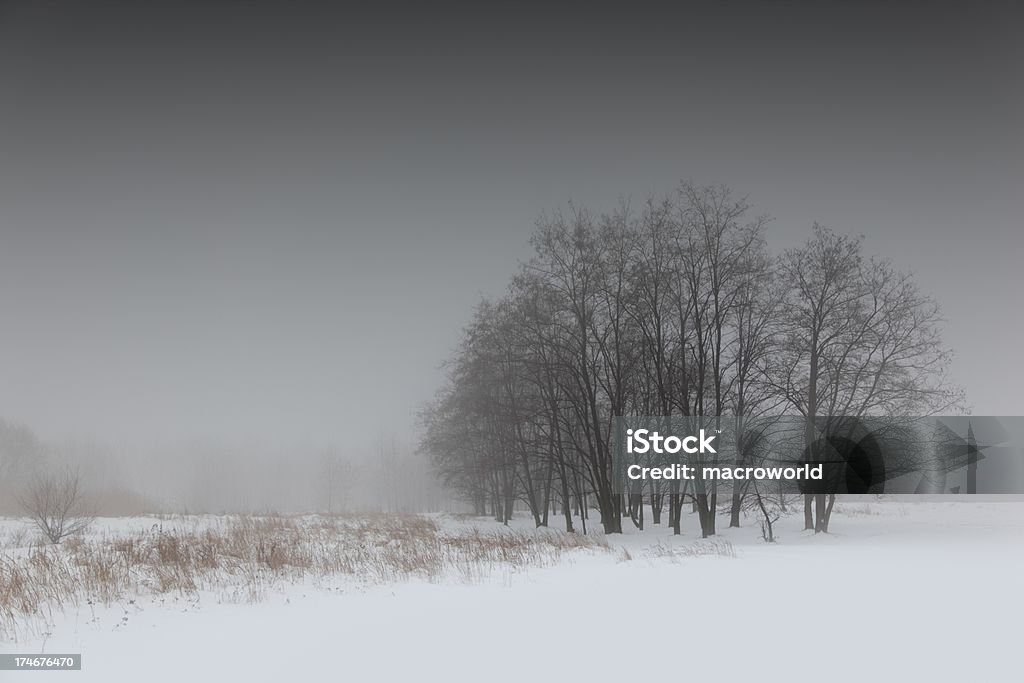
0 2 1021 452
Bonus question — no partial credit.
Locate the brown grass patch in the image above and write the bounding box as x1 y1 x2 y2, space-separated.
0 515 609 639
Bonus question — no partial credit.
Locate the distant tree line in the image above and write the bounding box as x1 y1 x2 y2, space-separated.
0 416 447 518
421 183 963 535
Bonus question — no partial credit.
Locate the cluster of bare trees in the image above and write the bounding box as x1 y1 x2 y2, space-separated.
422 183 962 536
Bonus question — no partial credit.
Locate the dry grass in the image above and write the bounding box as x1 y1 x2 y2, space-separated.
0 514 609 638
0 526 29 550
832 502 909 517
644 537 736 562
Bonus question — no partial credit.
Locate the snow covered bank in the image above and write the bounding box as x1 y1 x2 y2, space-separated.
2 502 1023 682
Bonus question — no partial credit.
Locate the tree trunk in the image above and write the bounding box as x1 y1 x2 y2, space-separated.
814 493 827 533
729 490 742 528
651 491 663 525
821 493 837 532
560 474 574 533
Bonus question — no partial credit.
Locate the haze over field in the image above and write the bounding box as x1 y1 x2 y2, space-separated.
0 2 1021 464
2 5 1024 683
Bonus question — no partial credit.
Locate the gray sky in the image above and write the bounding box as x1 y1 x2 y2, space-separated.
0 2 1021 451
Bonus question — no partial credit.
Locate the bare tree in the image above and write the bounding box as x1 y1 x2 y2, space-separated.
20 467 95 544
321 450 354 514
744 480 790 543
776 225 962 532
0 418 45 513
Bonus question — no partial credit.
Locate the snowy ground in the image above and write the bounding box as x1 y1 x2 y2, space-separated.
2 501 1023 682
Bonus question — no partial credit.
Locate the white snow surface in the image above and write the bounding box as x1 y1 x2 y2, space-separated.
2 501 1023 682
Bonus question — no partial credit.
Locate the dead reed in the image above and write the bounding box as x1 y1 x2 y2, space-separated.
0 515 609 638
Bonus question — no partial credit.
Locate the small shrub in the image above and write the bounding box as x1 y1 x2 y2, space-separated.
19 468 95 544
